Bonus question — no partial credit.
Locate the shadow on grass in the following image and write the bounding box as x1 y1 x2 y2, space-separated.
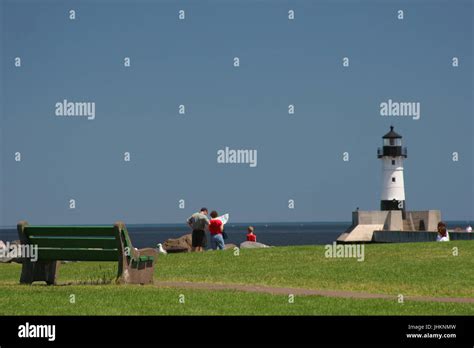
62 263 118 286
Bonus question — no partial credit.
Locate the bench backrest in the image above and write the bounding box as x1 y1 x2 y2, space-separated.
18 225 122 262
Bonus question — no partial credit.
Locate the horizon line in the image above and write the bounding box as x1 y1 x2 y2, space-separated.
0 219 472 229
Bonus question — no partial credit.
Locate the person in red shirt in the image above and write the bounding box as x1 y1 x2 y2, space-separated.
209 211 225 250
246 226 257 242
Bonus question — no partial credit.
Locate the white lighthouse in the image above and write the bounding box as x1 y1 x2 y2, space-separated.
337 126 442 243
377 126 407 212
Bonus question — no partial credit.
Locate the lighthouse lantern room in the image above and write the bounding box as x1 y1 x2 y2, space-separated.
377 126 407 212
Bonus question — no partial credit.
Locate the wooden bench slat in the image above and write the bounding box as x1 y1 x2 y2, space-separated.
37 248 119 261
29 236 118 249
25 227 116 237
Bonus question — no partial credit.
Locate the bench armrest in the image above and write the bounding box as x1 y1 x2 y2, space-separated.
135 248 157 262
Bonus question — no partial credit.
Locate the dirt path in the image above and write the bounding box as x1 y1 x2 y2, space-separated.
154 281 474 304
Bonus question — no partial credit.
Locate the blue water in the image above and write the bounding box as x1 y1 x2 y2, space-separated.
0 222 351 248
2 221 470 248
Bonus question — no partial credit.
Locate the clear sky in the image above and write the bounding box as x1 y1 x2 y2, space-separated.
1 0 472 225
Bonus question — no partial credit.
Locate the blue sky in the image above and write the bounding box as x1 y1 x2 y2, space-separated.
1 0 472 225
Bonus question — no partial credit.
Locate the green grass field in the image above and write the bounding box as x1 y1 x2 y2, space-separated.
0 241 473 315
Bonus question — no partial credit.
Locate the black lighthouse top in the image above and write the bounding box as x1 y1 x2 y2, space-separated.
382 126 402 139
378 126 407 158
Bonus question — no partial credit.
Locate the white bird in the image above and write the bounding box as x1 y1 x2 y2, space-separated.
156 243 167 255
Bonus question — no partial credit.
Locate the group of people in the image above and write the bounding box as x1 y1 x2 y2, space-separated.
187 209 465 249
187 207 257 252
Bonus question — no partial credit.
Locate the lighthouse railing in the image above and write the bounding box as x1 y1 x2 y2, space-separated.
377 147 408 158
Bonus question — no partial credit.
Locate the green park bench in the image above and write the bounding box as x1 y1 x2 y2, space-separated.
17 221 157 285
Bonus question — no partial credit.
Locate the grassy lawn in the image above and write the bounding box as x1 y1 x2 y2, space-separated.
0 241 473 315
0 284 473 315
153 241 474 298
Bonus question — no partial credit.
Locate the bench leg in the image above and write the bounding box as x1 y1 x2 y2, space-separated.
132 260 154 285
20 260 59 285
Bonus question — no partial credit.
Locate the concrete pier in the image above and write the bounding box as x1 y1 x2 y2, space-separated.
337 210 444 243
372 230 474 243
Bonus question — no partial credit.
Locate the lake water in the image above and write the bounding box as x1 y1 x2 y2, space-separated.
0 222 351 248
2 221 470 248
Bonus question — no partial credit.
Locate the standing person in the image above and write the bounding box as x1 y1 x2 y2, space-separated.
209 211 225 250
187 208 210 252
246 226 257 242
466 224 472 233
436 221 450 242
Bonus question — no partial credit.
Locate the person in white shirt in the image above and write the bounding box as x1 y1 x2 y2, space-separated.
436 221 450 242
466 225 472 233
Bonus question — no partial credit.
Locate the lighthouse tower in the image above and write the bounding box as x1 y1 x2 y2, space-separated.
377 126 407 212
